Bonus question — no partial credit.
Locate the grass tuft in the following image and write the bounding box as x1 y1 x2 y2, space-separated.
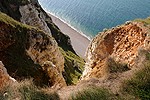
70 86 111 100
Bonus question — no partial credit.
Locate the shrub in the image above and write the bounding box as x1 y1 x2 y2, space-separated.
107 58 130 73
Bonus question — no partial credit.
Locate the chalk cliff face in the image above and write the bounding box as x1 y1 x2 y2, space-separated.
82 21 150 80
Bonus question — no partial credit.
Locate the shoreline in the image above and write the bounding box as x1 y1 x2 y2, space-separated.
47 12 90 58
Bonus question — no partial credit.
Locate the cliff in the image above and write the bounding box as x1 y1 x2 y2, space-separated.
0 0 76 53
0 0 84 87
56 18 150 100
75 18 150 97
1 0 150 99
82 20 150 80
0 12 66 87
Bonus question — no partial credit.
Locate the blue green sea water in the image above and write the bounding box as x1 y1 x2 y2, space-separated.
39 0 150 38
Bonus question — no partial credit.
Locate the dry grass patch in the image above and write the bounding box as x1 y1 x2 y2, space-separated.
0 79 60 100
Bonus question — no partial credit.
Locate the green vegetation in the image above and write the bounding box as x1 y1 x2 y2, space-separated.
60 48 84 85
70 86 111 100
0 79 60 100
134 17 150 25
0 12 33 29
123 53 150 100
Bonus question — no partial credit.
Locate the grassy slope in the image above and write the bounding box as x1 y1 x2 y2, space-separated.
60 48 84 85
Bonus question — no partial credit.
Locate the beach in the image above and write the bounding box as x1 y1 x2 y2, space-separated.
48 13 90 58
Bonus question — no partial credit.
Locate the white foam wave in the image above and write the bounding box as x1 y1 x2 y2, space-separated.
43 8 92 41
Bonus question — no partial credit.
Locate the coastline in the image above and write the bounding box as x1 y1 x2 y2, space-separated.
47 12 90 58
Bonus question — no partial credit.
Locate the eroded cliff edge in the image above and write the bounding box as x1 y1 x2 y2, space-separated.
78 18 150 94
82 20 150 79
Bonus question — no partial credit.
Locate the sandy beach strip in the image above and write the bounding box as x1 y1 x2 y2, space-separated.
48 13 90 58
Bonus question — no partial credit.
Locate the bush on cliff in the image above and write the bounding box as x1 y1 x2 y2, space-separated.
107 58 130 73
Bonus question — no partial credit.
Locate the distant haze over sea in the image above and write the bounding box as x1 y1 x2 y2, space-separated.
39 0 150 38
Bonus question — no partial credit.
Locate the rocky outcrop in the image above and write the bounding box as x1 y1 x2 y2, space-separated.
0 12 66 87
19 3 52 35
82 21 150 80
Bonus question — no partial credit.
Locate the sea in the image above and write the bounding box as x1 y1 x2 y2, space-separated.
38 0 150 39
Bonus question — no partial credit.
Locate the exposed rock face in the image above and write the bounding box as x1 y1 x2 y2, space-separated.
82 22 150 80
0 61 16 90
19 3 52 35
0 12 66 87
